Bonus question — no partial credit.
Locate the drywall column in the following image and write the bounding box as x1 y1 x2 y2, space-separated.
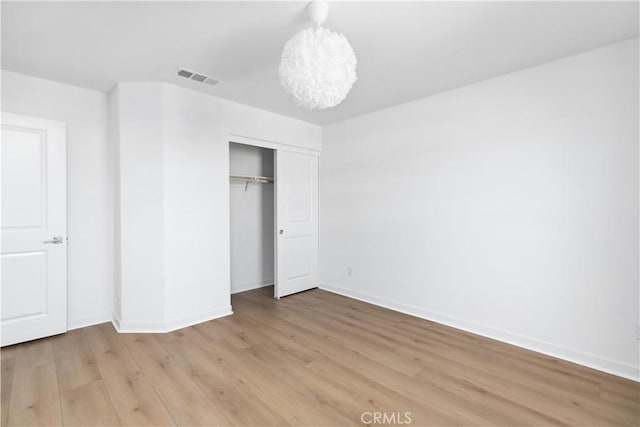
111 83 165 331
110 81 321 332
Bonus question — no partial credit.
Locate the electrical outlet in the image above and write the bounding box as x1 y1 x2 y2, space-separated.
347 266 353 276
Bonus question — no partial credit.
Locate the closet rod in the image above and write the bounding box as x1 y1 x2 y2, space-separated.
229 174 274 184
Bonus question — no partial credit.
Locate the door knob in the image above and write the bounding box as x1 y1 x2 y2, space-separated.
279 229 284 235
43 236 64 244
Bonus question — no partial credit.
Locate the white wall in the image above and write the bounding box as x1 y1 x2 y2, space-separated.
229 143 274 294
1 70 113 329
112 83 165 329
1 73 319 333
319 38 639 380
112 82 321 331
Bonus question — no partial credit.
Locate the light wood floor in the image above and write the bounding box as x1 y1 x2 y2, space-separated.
1 286 638 426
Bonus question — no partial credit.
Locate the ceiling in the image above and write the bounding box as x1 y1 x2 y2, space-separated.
2 1 638 125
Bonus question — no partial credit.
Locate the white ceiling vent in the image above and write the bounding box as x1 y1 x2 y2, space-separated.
176 68 219 87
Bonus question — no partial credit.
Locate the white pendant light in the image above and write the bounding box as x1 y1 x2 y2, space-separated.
278 1 358 110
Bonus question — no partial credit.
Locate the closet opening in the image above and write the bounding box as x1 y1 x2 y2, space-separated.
229 142 276 300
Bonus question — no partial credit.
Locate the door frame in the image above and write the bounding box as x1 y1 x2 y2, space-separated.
227 134 320 300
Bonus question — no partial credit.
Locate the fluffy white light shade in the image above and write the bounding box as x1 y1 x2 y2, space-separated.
279 27 357 110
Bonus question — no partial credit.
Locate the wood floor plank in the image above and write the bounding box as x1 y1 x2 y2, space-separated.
60 380 120 426
200 338 354 425
307 300 633 422
7 340 62 426
347 353 531 426
120 333 206 409
238 304 502 424
350 316 634 424
1 346 16 360
229 310 325 364
167 396 236 427
158 333 289 426
52 329 102 392
83 324 175 426
242 340 382 424
240 290 426 377
395 319 603 396
192 316 258 351
1 356 15 427
243 297 561 425
305 290 627 408
415 357 633 426
3 286 638 426
307 356 459 426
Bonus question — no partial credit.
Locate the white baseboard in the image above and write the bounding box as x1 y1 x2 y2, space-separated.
165 306 233 332
111 312 121 332
68 311 112 331
231 279 274 294
319 282 639 382
111 311 164 333
111 306 233 333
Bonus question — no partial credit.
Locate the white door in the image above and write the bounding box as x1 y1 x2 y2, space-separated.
1 113 67 346
275 150 318 298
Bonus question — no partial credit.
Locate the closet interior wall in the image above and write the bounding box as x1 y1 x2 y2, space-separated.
229 142 275 294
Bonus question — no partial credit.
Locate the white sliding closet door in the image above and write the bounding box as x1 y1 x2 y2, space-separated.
275 150 318 298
